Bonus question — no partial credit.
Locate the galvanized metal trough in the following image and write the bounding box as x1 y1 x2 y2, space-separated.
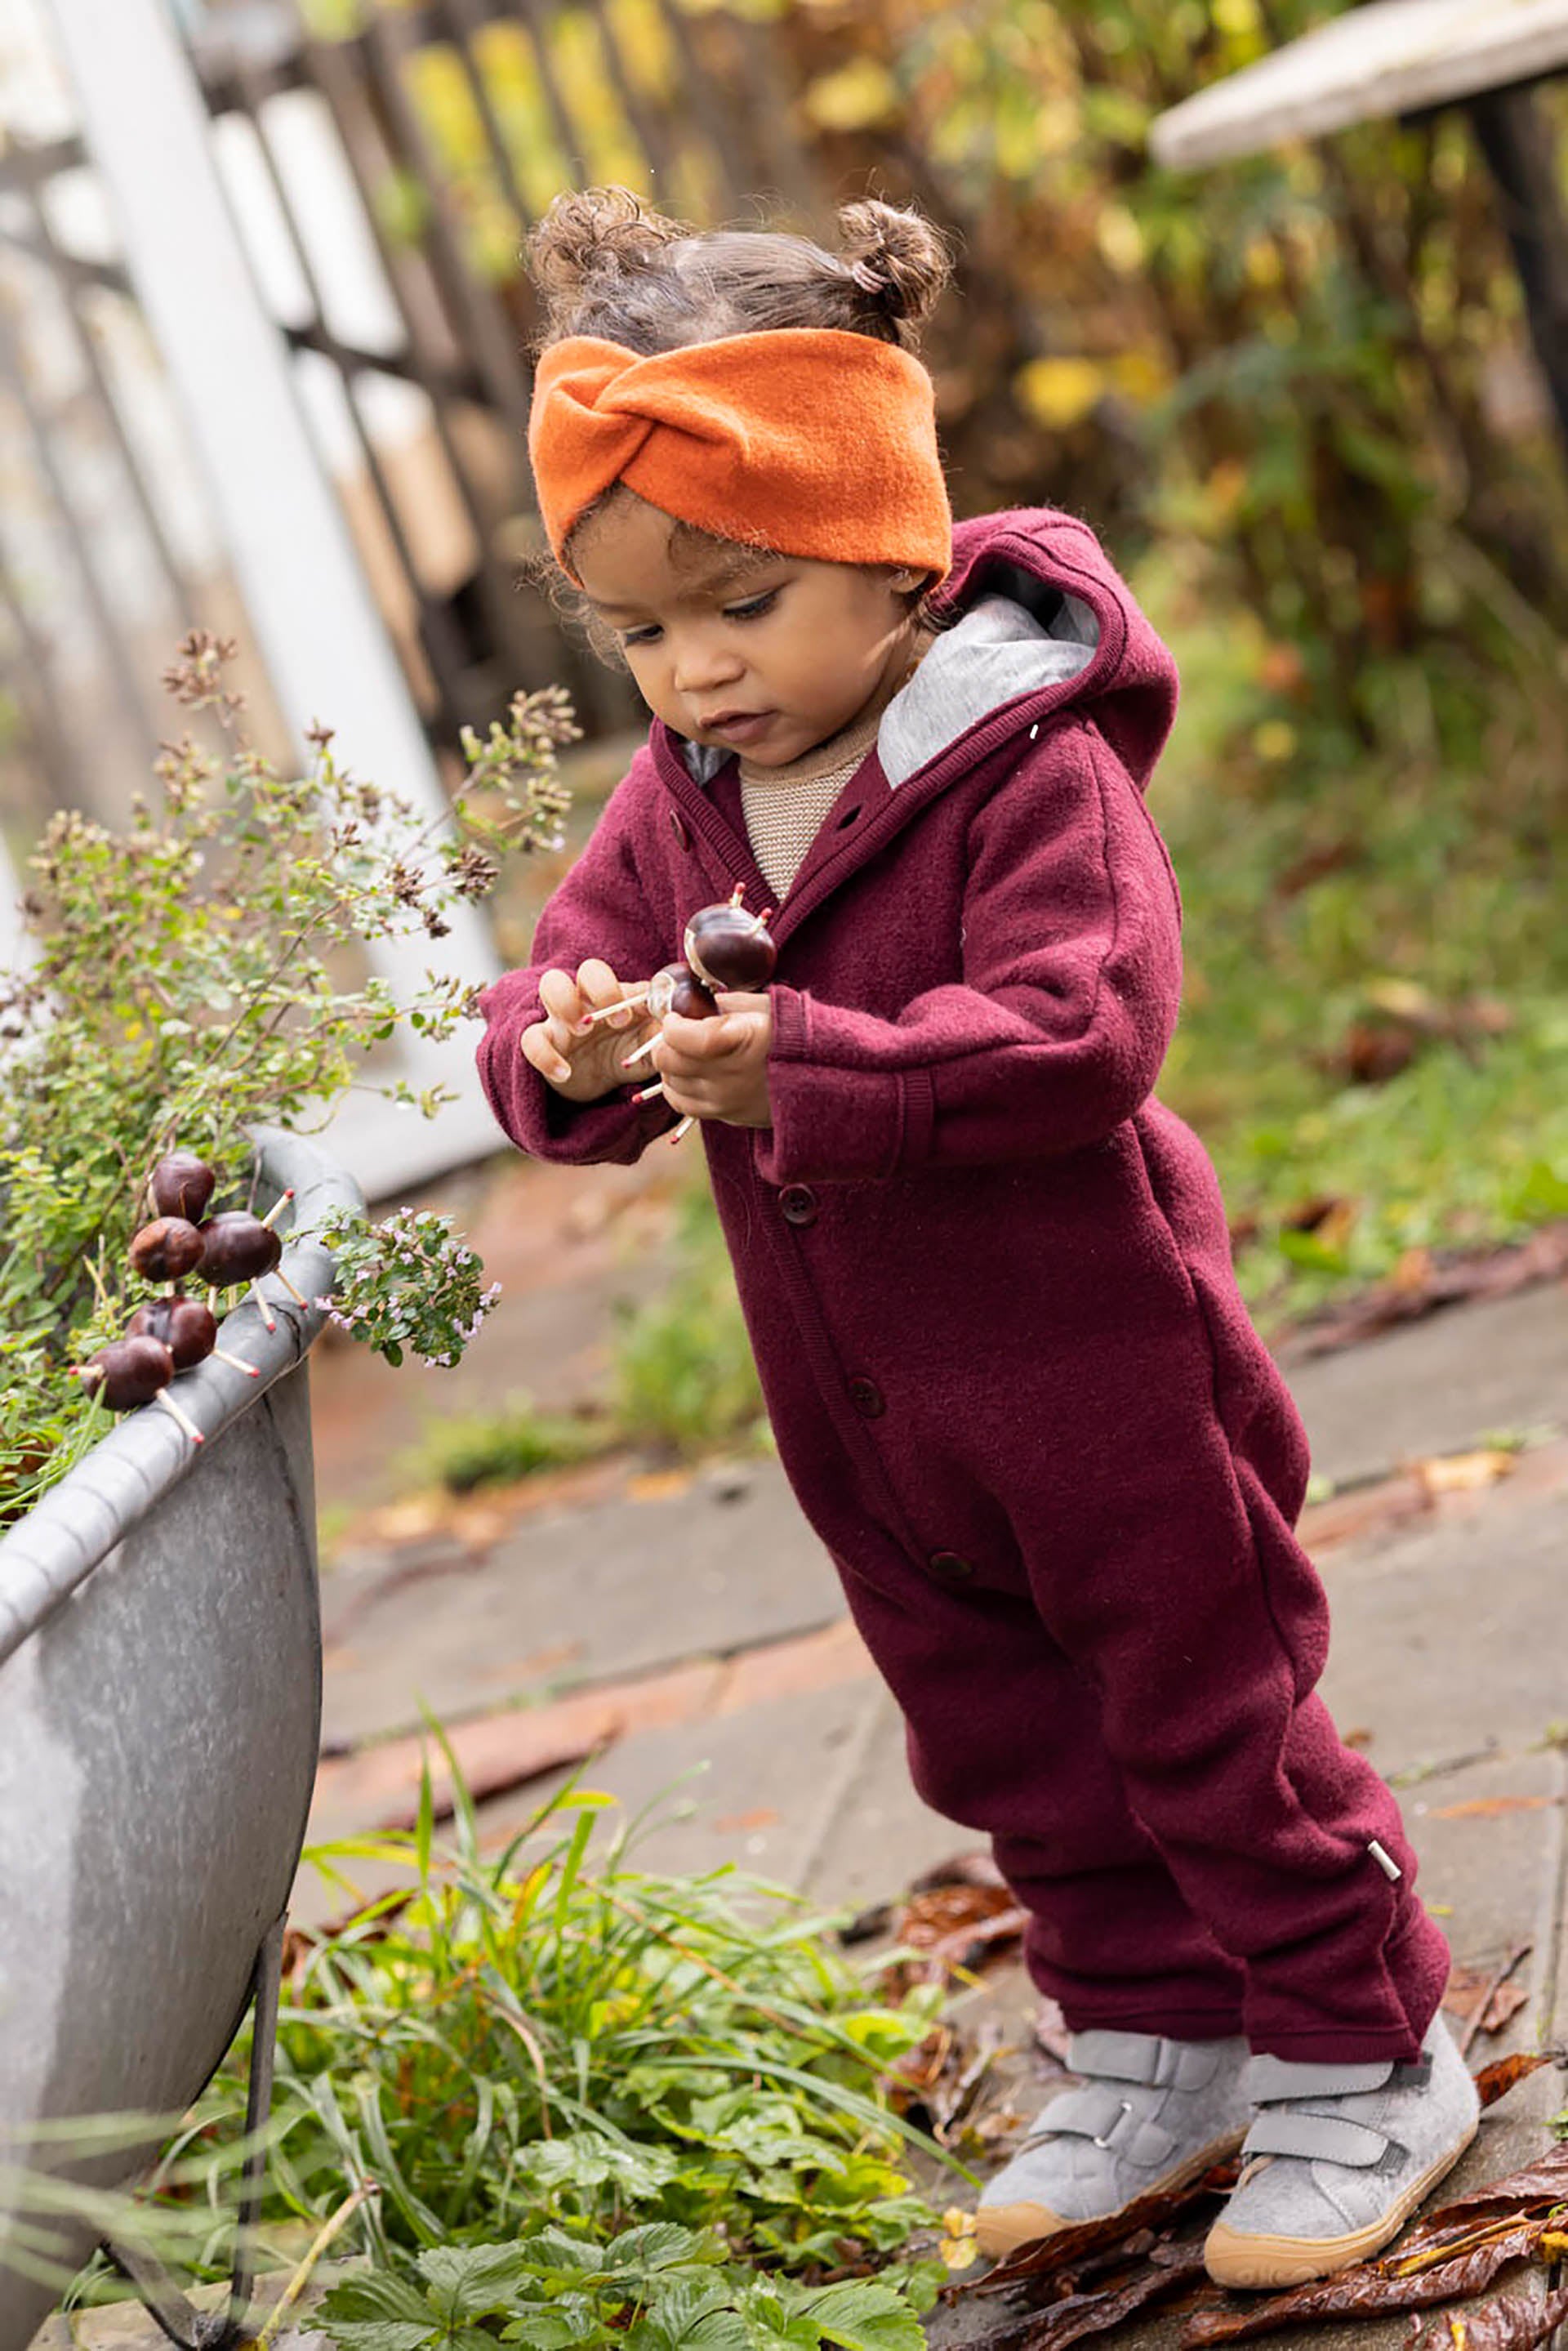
0 1128 363 2351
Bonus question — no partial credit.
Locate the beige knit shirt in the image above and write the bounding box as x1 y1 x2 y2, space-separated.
739 631 933 901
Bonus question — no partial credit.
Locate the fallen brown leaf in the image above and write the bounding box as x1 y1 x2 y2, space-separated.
627 1468 695 1501
1414 1451 1517 1500
1329 1020 1420 1086
1445 1962 1530 2037
1472 2051 1557 2109
994 2238 1212 2350
895 1882 1022 1947
1178 2218 1550 2346
1389 1246 1436 1293
880 1880 1028 1990
908 1849 1008 1894
1413 2275 1568 2351
1278 1184 1354 1241
1398 2143 1568 2229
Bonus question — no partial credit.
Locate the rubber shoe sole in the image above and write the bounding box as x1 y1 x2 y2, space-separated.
974 2126 1248 2261
1202 2121 1478 2291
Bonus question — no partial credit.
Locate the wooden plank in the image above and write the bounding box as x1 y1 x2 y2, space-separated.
1149 0 1568 169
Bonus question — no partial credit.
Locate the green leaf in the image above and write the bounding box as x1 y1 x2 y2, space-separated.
415 2242 532 2319
794 2285 926 2351
501 2309 604 2350
598 2223 712 2280
318 2271 436 2351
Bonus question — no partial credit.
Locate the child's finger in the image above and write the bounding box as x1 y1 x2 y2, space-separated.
659 1008 755 1060
538 966 585 1028
576 957 638 1029
521 1019 573 1085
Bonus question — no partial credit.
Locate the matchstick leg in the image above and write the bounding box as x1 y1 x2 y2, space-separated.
582 991 651 1024
154 1390 205 1444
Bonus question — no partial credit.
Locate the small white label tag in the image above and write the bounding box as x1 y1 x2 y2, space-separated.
1368 1839 1402 1882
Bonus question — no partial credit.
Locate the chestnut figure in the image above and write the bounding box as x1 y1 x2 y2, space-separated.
149 1150 216 1223
684 892 777 993
77 1335 175 1410
128 1296 261 1381
128 1296 216 1371
198 1211 282 1286
128 1216 206 1284
646 961 719 1022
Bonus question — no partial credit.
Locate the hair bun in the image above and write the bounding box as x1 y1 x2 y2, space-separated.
527 187 691 331
835 199 954 340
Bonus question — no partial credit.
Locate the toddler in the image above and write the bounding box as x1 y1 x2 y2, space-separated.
476 187 1477 2289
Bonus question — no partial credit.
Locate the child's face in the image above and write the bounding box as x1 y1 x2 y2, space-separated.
572 491 922 768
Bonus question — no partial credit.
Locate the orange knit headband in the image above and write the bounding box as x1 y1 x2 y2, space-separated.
528 330 952 583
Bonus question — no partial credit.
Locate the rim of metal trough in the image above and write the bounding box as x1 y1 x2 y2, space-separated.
0 1123 364 1667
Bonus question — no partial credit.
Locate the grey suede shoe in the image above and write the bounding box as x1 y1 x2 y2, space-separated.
974 2028 1251 2259
1204 2014 1479 2289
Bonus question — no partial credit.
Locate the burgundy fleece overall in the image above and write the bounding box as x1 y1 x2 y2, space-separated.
477 506 1451 2063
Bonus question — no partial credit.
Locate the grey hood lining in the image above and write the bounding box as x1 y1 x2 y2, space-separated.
678 583 1098 791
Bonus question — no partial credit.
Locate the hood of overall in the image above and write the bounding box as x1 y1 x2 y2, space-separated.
675 506 1179 796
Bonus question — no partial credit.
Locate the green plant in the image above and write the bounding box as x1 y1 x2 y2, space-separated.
147 1769 951 2348
405 1393 621 1492
0 636 577 1519
609 1186 766 1457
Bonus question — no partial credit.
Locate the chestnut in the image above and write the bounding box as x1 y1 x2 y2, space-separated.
77 1334 174 1410
128 1296 216 1371
684 892 777 992
149 1151 216 1222
198 1211 282 1286
646 961 719 1021
128 1296 261 1380
128 1216 206 1283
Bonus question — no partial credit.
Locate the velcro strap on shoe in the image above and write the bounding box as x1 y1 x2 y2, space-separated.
1025 2086 1178 2166
1241 2110 1391 2167
1035 2086 1135 2141
1245 2054 1395 2104
1066 2031 1168 2086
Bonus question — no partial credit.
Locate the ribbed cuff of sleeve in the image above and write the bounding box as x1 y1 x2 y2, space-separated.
475 990 670 1165
752 985 929 1184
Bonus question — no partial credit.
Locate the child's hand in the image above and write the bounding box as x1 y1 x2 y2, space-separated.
521 960 660 1102
653 993 773 1128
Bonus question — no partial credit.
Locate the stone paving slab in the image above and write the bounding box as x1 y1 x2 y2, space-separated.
1284 1278 1567 1491
806 1689 974 1918
309 1613 878 1849
295 1675 890 1930
1313 1479 1568 1773
319 1457 843 1749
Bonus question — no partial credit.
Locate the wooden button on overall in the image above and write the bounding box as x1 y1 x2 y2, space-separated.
779 1185 818 1226
669 810 692 850
847 1376 885 1417
927 1550 973 1583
